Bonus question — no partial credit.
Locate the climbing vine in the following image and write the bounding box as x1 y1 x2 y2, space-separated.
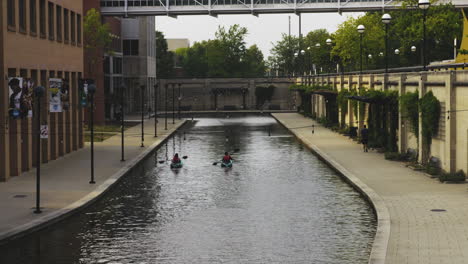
400 91 419 138
337 89 350 128
419 91 441 163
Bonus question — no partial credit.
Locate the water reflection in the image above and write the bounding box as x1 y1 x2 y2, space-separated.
0 116 375 264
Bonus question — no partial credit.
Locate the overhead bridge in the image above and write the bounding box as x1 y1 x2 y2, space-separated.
100 0 467 16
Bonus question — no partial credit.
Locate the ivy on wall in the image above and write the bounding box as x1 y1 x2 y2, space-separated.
400 91 420 138
419 91 441 164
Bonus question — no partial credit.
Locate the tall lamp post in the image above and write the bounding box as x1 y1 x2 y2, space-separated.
172 83 175 124
357 25 365 74
120 84 125 162
294 52 298 76
88 84 96 184
315 43 321 74
154 83 158 137
300 50 305 77
178 83 181 120
165 83 168 130
411 46 417 66
382 13 392 73
140 85 145 148
326 39 332 73
419 0 430 71
34 86 45 214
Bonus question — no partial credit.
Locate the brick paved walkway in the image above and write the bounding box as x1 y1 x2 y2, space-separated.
273 113 468 264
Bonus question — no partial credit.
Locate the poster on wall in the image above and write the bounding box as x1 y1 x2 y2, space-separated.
61 79 70 111
8 77 23 118
8 77 35 119
40 125 49 139
49 78 63 112
78 79 94 107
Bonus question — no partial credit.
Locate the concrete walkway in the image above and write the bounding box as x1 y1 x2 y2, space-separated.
273 113 468 264
0 117 186 243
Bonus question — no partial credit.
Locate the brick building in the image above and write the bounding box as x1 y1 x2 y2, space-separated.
0 0 84 181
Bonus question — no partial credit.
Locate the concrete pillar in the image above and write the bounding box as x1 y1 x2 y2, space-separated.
445 71 456 173
0 29 9 180
398 73 407 153
9 120 22 176
369 74 375 90
383 73 389 91
418 73 428 164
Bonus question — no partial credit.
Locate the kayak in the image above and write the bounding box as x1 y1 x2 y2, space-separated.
221 160 233 168
170 161 183 169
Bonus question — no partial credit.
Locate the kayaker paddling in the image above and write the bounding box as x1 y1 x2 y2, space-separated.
172 153 181 164
221 152 233 168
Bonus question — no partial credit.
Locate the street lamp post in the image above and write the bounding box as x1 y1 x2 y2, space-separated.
411 46 417 66
178 83 181 120
154 83 158 137
88 84 96 184
165 83 168 130
368 54 373 69
300 49 305 77
357 25 365 74
120 84 125 162
419 0 430 71
382 13 392 73
294 52 298 76
172 83 175 124
326 39 332 73
34 86 45 214
140 85 145 148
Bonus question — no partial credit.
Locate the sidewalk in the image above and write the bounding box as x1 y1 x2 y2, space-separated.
273 113 468 264
0 117 186 242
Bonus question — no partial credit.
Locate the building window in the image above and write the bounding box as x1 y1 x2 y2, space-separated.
64 9 69 43
77 14 82 45
30 0 37 34
56 5 62 42
104 57 111 74
7 0 15 29
113 57 122 74
70 12 75 44
39 0 46 38
48 2 54 40
19 0 26 32
123 40 139 56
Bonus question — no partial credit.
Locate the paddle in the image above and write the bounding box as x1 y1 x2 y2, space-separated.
212 149 239 165
159 155 188 164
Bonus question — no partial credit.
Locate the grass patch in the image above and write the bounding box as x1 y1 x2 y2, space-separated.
84 124 134 142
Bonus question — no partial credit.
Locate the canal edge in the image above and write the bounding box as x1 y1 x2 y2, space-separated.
272 114 390 264
0 120 189 245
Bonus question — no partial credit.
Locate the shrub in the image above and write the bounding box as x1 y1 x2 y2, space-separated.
439 170 466 183
385 152 409 161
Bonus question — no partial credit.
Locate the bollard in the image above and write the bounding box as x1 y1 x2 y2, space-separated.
312 124 315 134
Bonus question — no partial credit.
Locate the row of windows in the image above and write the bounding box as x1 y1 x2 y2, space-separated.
7 0 82 45
123 40 139 56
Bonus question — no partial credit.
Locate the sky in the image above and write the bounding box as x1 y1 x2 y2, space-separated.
155 12 362 59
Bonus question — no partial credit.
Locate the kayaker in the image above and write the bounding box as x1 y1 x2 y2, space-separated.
172 153 181 163
222 152 233 163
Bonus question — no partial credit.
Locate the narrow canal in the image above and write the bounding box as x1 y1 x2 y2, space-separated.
0 115 376 264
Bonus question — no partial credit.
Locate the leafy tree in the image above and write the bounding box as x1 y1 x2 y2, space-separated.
156 31 174 78
269 34 299 75
179 25 266 78
83 8 112 78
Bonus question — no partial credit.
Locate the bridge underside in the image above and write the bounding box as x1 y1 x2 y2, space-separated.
100 0 467 16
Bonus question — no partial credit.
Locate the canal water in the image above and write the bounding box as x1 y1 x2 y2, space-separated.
0 116 376 264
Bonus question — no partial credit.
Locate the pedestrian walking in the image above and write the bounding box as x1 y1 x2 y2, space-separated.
360 125 369 152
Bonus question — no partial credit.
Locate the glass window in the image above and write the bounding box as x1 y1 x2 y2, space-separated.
7 0 16 29
40 0 46 37
19 0 26 32
113 57 122 74
64 9 69 42
56 5 62 41
30 0 37 34
71 12 75 43
104 57 111 74
48 2 54 40
77 14 82 44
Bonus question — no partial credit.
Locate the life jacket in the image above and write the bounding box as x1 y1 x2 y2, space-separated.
223 155 231 162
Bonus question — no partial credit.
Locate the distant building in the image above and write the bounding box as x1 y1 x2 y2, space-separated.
0 0 85 180
167 38 190 77
121 17 156 113
166 38 190 52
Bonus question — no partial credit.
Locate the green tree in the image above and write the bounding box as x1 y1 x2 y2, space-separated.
155 31 174 78
269 34 299 75
83 8 112 78
242 45 266 77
